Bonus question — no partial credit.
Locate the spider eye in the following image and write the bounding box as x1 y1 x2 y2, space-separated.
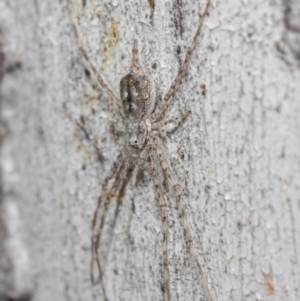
134 140 138 144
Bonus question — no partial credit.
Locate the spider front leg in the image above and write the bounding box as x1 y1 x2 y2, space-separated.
90 151 123 282
90 153 123 299
91 150 134 301
152 137 214 301
150 152 171 301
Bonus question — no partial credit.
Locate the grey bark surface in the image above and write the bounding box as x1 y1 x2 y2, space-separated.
0 0 300 301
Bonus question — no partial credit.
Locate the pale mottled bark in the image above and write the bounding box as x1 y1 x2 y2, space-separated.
0 0 300 301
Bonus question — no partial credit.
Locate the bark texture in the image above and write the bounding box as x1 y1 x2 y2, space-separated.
0 0 300 301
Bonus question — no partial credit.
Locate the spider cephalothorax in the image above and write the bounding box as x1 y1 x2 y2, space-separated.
126 119 148 148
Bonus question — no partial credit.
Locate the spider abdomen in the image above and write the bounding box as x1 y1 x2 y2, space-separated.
120 40 156 120
120 73 155 120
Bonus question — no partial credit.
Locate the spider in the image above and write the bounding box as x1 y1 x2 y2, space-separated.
68 1 212 300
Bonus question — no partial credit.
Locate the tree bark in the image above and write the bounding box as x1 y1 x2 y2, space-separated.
0 0 300 301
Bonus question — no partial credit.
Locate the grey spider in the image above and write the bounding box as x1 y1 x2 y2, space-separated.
68 1 213 301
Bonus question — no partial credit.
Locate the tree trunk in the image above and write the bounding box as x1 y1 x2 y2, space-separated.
0 0 300 301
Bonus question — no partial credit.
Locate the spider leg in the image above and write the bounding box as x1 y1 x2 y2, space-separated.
105 161 135 255
90 151 124 298
152 110 191 135
91 150 135 301
150 152 171 301
152 136 214 301
67 0 122 109
76 119 105 163
151 0 211 121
